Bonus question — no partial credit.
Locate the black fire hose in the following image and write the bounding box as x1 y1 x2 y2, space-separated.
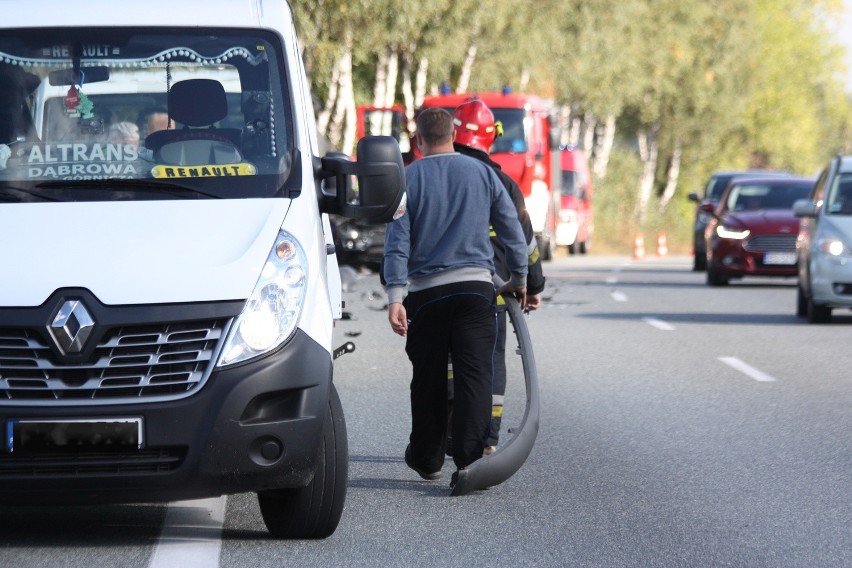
451 295 540 496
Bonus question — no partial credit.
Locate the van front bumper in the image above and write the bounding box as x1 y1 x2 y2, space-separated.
0 330 332 505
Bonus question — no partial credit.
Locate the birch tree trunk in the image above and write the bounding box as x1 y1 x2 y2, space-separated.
519 68 530 92
658 142 682 211
328 28 355 153
592 114 616 180
636 124 659 223
341 85 357 156
368 48 390 137
456 44 477 94
401 51 416 134
381 50 399 134
582 114 596 152
383 50 398 108
414 56 429 108
317 58 341 136
569 116 582 147
559 105 572 147
372 48 389 107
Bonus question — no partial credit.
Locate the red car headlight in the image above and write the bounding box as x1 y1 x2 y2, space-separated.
716 225 750 240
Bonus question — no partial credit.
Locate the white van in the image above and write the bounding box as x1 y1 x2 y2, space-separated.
0 0 405 538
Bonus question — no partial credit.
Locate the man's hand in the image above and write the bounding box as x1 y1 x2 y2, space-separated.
496 283 527 311
388 302 408 336
525 292 542 312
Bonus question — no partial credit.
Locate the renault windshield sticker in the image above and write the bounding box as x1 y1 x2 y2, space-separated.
41 45 122 58
25 143 140 179
151 163 257 179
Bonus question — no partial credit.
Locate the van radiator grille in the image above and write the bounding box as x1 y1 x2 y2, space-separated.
0 447 186 476
0 320 227 402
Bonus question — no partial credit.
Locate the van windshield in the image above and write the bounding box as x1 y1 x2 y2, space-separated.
0 27 297 201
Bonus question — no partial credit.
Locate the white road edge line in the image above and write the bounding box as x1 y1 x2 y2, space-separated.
611 291 628 302
718 356 778 382
642 317 675 331
148 496 227 568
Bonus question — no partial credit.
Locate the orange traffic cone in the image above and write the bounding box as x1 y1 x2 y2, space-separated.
633 233 645 259
656 231 669 256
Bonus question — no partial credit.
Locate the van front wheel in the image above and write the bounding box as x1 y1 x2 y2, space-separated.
258 383 348 539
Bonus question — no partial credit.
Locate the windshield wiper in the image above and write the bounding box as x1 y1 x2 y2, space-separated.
0 186 64 202
34 178 222 199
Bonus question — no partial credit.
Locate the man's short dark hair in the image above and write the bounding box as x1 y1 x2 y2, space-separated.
416 107 454 146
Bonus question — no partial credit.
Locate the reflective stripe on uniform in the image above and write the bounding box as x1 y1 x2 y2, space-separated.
529 246 540 264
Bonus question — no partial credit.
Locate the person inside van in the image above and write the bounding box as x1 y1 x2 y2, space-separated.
108 121 140 150
0 63 40 144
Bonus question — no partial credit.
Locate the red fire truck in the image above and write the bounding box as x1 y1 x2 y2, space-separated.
555 146 594 254
355 105 412 158
418 91 562 259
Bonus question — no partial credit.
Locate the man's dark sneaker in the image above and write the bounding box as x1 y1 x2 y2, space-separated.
405 444 442 481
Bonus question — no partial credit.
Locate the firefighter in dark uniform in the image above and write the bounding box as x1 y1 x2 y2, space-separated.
447 97 546 455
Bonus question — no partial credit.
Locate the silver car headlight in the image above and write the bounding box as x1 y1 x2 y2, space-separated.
817 235 852 258
218 230 308 366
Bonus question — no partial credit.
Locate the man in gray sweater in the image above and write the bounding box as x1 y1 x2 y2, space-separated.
383 107 528 488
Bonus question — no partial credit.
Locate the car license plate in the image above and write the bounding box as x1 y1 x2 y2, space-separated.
764 252 796 265
6 418 143 453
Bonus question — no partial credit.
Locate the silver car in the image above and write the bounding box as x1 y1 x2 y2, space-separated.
794 155 852 323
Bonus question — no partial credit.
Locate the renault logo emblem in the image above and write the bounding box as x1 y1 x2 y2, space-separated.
48 300 95 354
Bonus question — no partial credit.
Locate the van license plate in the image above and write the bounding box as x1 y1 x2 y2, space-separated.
764 252 796 265
7 418 143 453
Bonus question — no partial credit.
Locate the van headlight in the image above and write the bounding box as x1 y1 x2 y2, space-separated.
218 230 307 366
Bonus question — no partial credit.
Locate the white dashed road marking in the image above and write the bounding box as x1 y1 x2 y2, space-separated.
719 356 778 382
642 317 675 331
611 291 628 302
148 497 226 568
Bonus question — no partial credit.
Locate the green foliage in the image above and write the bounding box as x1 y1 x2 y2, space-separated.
291 0 852 251
589 148 642 253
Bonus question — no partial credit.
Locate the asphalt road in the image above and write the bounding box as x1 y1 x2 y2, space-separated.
1 255 849 568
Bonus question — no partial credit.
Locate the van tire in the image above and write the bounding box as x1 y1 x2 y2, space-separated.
258 383 348 539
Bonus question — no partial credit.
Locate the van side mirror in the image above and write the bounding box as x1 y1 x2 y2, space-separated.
318 135 407 223
687 192 700 203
